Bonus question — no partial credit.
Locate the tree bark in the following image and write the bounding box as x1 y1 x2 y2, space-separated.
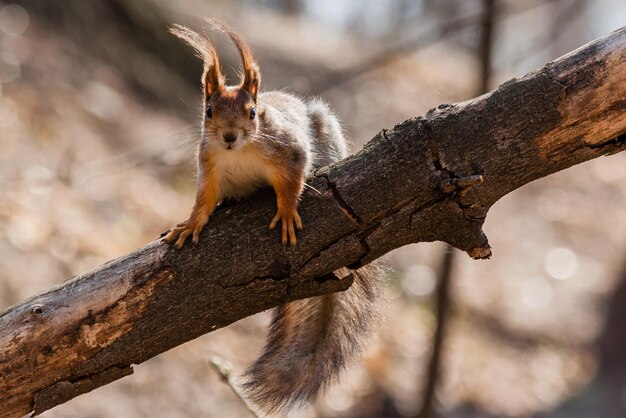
1 27 625 418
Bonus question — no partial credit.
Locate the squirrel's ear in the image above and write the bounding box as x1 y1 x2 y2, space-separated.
242 60 260 103
206 19 260 102
169 24 223 98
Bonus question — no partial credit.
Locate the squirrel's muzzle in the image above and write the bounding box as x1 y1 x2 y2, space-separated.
223 132 238 143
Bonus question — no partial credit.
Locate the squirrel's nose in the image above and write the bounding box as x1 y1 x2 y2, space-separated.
223 132 238 143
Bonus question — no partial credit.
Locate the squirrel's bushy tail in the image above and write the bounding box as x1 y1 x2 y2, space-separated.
240 267 378 413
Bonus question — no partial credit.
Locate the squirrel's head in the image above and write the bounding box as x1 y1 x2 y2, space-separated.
171 20 261 151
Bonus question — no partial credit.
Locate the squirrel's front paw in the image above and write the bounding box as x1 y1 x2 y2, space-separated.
269 208 302 246
163 215 208 249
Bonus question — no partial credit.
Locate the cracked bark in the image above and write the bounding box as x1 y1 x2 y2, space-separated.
0 26 625 418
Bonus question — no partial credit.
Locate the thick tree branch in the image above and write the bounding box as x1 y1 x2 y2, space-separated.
1 27 625 418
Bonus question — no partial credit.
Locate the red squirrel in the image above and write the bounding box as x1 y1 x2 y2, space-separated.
164 20 377 413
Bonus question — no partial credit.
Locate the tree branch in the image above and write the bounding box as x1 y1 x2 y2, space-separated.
1 27 625 418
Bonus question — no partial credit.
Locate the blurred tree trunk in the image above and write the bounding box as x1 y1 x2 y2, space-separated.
599 262 626 383
281 0 303 15
596 262 626 413
539 258 626 418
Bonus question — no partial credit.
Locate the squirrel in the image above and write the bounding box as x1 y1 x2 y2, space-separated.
163 20 377 414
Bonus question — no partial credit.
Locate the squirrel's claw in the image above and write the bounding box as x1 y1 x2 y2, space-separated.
163 216 208 249
175 229 193 249
192 224 204 244
269 209 302 246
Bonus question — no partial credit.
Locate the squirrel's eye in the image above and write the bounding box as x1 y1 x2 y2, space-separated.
206 105 212 119
249 108 256 120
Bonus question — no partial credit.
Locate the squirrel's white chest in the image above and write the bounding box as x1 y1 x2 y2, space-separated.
215 149 271 199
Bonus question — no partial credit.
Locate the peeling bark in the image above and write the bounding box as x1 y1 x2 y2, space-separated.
0 27 624 418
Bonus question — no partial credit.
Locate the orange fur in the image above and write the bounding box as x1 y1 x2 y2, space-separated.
268 165 304 245
163 152 220 248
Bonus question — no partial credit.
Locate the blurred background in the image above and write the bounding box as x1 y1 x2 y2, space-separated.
1 0 625 417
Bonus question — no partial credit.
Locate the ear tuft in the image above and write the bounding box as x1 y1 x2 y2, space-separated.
170 24 223 98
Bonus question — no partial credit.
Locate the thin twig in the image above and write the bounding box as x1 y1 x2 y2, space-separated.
209 356 260 418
